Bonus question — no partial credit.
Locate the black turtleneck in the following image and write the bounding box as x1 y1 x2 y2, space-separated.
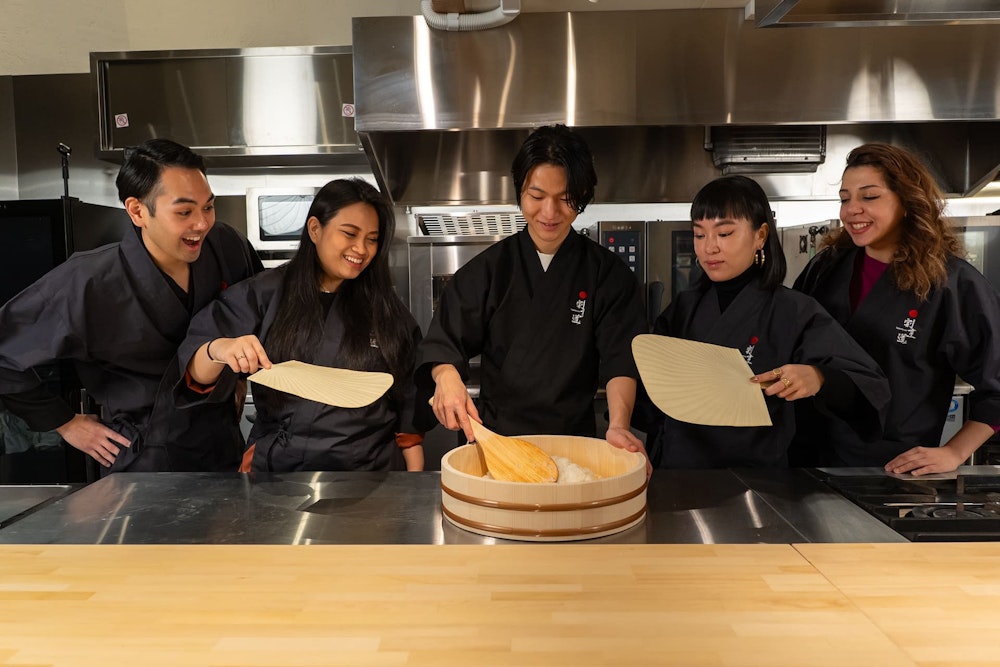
713 264 761 313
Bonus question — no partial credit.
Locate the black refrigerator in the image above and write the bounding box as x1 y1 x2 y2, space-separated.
0 197 131 483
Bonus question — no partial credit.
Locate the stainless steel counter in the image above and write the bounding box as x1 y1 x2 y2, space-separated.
0 469 905 544
0 484 78 528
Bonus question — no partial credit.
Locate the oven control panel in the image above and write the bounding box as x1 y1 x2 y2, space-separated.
593 221 644 276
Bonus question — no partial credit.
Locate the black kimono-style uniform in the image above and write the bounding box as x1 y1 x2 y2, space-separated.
793 246 1000 466
0 223 262 472
415 229 647 438
177 268 427 472
641 275 889 469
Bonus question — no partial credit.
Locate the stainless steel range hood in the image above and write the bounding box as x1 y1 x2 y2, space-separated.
352 9 1000 206
92 46 370 168
754 0 1000 28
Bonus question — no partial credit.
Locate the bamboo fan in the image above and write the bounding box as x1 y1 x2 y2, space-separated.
248 360 393 408
632 334 772 427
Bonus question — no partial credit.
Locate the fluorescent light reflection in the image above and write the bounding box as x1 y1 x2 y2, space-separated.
414 17 438 129
566 13 577 126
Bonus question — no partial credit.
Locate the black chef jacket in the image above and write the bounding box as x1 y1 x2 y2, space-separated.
794 246 1000 466
177 267 427 472
0 223 262 472
415 229 647 438
643 276 889 468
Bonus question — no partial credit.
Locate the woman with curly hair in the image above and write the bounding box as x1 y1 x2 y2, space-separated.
793 143 1000 474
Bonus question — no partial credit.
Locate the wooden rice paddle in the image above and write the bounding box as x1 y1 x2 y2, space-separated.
468 420 559 483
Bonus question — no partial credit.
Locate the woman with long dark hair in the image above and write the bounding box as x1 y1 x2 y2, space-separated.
794 143 1000 473
179 178 427 472
637 175 888 468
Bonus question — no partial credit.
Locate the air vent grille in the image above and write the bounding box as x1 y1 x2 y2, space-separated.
417 212 526 236
707 126 827 174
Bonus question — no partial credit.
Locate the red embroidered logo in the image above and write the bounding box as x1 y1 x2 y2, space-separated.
221 281 229 291
744 336 759 364
896 309 918 345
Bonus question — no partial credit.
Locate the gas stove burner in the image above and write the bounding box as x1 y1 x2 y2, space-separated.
907 505 1000 519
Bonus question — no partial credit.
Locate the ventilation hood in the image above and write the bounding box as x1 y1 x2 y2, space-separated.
92 46 370 168
352 9 1000 206
754 0 1000 28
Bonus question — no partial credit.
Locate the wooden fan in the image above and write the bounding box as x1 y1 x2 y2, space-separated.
632 334 772 427
248 360 393 408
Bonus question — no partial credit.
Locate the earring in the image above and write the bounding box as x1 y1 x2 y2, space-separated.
754 247 765 267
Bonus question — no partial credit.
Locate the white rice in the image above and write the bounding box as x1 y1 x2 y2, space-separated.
551 455 600 483
483 455 600 483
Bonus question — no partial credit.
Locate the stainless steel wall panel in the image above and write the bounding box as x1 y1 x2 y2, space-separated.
0 77 17 200
12 74 118 204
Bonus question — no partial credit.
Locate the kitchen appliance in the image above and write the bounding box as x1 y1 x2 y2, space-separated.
950 215 1000 289
778 219 842 287
812 468 1000 542
245 175 379 266
245 186 319 254
590 220 702 326
406 209 524 333
0 197 131 483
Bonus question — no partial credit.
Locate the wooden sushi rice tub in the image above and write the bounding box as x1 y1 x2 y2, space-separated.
440 435 648 541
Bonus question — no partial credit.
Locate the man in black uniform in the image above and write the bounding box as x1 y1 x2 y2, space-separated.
0 139 262 473
416 125 647 454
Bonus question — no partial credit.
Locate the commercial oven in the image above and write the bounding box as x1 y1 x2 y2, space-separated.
407 235 509 334
778 219 841 287
406 208 525 332
589 220 701 326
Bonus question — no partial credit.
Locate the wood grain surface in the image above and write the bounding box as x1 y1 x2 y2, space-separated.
1 543 996 666
796 543 1000 667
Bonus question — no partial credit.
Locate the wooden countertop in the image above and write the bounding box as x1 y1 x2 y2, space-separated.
2 543 1000 666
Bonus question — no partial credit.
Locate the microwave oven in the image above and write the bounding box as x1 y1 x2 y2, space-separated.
245 186 321 253
245 175 381 254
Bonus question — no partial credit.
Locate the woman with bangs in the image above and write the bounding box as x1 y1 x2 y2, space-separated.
178 178 430 472
794 143 1000 473
638 175 888 469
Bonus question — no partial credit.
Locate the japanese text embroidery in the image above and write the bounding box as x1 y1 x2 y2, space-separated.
896 309 918 345
570 291 588 325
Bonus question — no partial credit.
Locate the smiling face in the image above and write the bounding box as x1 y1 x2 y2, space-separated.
839 165 906 262
125 166 215 283
308 201 379 293
693 215 768 283
519 163 578 254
